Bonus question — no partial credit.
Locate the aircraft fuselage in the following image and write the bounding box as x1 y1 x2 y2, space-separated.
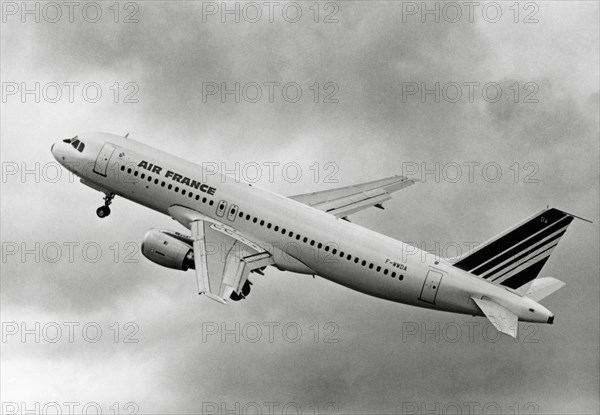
51 133 554 325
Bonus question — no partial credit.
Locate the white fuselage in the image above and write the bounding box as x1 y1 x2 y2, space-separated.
51 133 553 323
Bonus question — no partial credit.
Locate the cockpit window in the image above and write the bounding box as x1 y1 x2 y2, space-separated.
62 135 84 152
63 135 77 144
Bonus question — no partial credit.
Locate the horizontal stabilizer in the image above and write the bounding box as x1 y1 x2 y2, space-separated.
471 297 518 338
523 277 566 302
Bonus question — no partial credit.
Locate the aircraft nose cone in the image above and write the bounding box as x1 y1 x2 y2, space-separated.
548 315 554 324
51 142 64 163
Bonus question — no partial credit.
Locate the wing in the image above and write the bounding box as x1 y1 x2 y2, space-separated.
289 175 416 218
169 205 274 304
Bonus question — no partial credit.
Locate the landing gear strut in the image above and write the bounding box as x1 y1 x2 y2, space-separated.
96 193 114 218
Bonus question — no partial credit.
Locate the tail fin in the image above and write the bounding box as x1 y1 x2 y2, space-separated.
452 208 576 290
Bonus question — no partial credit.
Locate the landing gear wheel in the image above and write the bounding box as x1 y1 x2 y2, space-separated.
229 291 244 301
96 206 111 218
96 193 114 218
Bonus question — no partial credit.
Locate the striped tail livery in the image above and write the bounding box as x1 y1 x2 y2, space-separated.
452 207 580 293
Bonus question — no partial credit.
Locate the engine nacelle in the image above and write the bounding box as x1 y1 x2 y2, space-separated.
141 229 195 271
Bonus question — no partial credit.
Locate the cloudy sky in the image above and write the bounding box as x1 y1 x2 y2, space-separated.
1 1 599 414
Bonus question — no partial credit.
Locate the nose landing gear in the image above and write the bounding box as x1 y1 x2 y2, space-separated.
96 193 114 218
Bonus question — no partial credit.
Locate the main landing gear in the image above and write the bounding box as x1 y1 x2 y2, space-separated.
96 193 114 218
229 280 253 301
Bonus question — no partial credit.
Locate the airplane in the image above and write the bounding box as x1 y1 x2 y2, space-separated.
51 132 589 338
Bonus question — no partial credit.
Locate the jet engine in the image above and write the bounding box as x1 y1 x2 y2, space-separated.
141 229 195 271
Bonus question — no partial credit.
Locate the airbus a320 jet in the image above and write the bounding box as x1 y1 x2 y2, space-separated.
51 132 588 338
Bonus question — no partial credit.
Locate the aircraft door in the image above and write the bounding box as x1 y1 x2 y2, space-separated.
227 204 238 222
419 269 443 304
216 200 227 217
93 143 116 177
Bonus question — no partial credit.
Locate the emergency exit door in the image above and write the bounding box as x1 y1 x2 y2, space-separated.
93 143 116 177
419 269 443 304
